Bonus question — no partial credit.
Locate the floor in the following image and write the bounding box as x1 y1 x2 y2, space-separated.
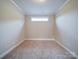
2 40 76 59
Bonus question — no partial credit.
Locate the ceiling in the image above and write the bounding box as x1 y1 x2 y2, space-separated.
13 0 67 15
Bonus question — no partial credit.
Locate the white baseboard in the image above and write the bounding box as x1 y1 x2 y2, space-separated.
24 38 55 40
55 40 77 58
0 39 25 59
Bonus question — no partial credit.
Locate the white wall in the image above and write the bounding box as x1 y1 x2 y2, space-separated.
55 0 78 56
25 16 55 39
0 0 25 57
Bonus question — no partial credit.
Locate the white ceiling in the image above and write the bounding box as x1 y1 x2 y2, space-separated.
13 0 67 15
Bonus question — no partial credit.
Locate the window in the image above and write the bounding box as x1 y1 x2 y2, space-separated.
31 17 48 21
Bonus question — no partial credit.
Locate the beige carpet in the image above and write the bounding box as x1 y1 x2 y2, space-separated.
2 40 76 59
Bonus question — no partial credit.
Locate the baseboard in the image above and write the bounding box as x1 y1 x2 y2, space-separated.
0 39 25 59
55 40 77 58
24 38 55 40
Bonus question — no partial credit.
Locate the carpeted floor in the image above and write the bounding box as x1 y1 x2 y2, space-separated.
2 40 76 59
